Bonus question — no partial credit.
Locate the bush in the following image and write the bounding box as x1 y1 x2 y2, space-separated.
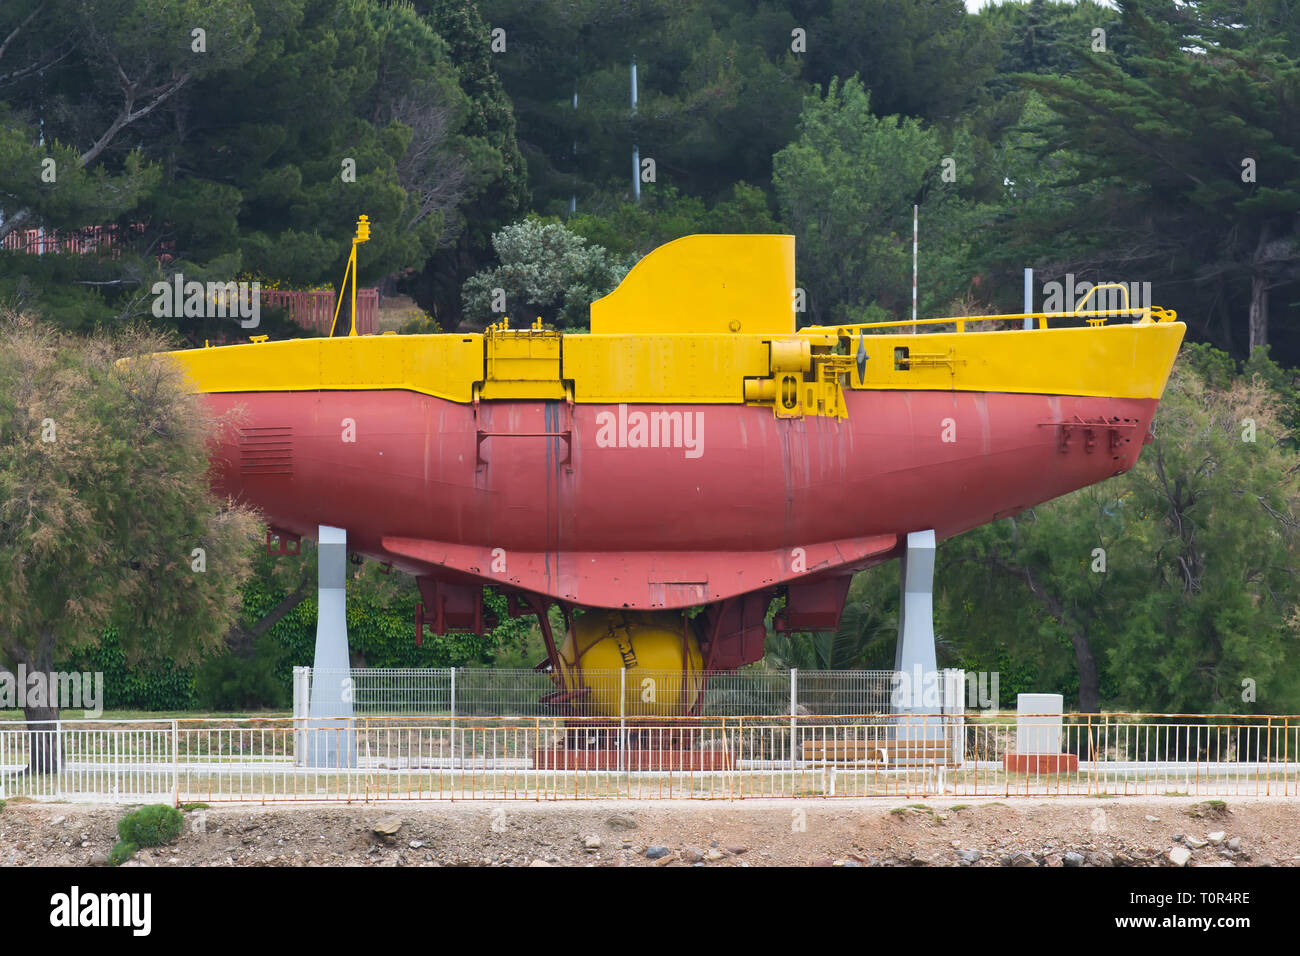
461 217 630 329
108 840 138 867
117 804 183 848
195 634 287 710
58 628 198 711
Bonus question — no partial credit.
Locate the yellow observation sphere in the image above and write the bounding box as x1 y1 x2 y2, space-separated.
556 611 704 717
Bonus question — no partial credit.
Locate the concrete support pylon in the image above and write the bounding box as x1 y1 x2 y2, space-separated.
892 529 942 740
306 524 356 768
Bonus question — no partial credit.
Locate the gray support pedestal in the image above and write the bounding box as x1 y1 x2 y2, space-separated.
892 529 943 741
306 525 356 768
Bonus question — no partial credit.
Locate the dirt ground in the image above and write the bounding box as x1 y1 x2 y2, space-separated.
3 796 1299 867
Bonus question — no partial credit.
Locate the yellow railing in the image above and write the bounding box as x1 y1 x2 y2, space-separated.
805 300 1179 337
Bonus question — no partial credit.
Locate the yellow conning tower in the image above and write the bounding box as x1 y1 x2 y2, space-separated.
590 233 797 336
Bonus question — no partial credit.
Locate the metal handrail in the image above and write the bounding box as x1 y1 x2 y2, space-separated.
805 303 1179 337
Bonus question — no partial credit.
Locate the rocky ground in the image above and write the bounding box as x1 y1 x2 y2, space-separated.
2 796 1298 867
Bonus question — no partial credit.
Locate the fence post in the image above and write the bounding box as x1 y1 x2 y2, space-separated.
789 668 798 772
55 719 63 800
618 668 626 775
1266 715 1273 797
171 719 179 806
292 666 310 766
449 667 456 767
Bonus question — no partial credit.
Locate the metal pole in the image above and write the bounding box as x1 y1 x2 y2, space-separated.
172 718 179 806
450 666 456 767
911 204 918 332
570 85 578 214
1023 268 1034 330
789 668 798 771
349 244 358 336
55 719 62 799
631 57 640 202
619 668 626 775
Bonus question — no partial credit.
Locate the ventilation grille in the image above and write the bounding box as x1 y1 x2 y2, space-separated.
239 426 294 477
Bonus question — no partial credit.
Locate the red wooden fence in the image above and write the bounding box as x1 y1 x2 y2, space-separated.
3 226 379 336
261 288 378 336
1 224 151 255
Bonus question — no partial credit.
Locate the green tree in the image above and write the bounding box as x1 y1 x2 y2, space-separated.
0 314 261 767
800 0 1001 121
940 347 1300 713
568 181 782 259
481 0 806 212
773 77 944 326
404 0 529 330
1009 0 1300 358
0 0 521 339
461 217 629 328
0 0 257 244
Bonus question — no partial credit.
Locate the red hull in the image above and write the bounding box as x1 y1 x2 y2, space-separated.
208 388 1154 610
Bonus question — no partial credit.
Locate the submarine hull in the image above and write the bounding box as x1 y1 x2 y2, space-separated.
208 386 1155 610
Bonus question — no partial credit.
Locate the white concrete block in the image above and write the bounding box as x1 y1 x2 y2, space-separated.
1016 693 1064 754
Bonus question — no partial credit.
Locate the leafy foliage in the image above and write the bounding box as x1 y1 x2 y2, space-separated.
195 634 288 711
462 217 630 328
938 347 1300 712
773 78 944 325
0 314 261 718
108 841 138 867
117 804 183 848
0 0 523 339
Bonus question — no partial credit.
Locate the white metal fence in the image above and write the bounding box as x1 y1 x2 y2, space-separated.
292 667 971 718
2 714 1297 804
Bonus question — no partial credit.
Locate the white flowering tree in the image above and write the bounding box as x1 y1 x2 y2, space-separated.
462 218 631 329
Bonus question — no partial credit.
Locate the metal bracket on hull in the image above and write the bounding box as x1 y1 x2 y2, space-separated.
1040 416 1140 455
475 429 572 466
415 578 485 639
265 528 301 556
474 399 574 468
743 337 853 419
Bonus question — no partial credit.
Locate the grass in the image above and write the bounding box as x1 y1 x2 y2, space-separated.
0 709 291 722
1187 799 1228 817
375 294 428 333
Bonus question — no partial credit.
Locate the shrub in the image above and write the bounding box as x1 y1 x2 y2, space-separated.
108 841 138 866
195 634 287 710
117 804 183 848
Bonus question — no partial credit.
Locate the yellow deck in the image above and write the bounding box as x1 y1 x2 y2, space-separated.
166 234 1186 415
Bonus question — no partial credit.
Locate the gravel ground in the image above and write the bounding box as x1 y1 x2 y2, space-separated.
2 796 1298 867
